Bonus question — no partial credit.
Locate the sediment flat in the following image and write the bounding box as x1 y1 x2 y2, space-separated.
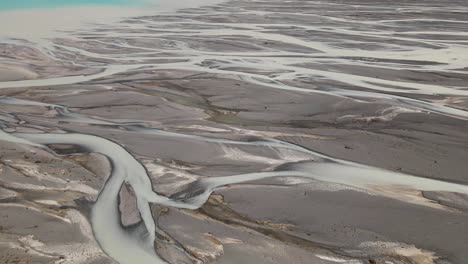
1 0 468 264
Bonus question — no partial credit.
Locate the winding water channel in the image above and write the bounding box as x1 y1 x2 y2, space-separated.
2 0 468 263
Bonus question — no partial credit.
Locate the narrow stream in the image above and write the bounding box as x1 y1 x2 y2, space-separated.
1 122 467 263
2 0 468 262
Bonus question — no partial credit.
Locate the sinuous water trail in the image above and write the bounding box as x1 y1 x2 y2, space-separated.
1 128 468 263
2 0 468 262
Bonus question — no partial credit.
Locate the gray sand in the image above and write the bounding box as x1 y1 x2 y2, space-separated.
1 0 468 263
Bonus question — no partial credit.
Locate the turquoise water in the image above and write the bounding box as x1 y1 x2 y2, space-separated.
0 0 148 10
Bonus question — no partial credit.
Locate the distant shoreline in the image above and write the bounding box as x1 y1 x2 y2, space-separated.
0 0 226 40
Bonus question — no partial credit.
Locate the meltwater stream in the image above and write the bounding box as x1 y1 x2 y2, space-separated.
1 122 468 263
2 93 468 262
2 0 468 262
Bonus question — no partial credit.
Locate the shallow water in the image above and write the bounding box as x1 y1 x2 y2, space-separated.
1 93 468 263
0 0 148 10
1 0 468 263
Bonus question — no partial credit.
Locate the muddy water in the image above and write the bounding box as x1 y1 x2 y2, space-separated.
1 0 468 263
1 96 468 263
3 112 468 263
